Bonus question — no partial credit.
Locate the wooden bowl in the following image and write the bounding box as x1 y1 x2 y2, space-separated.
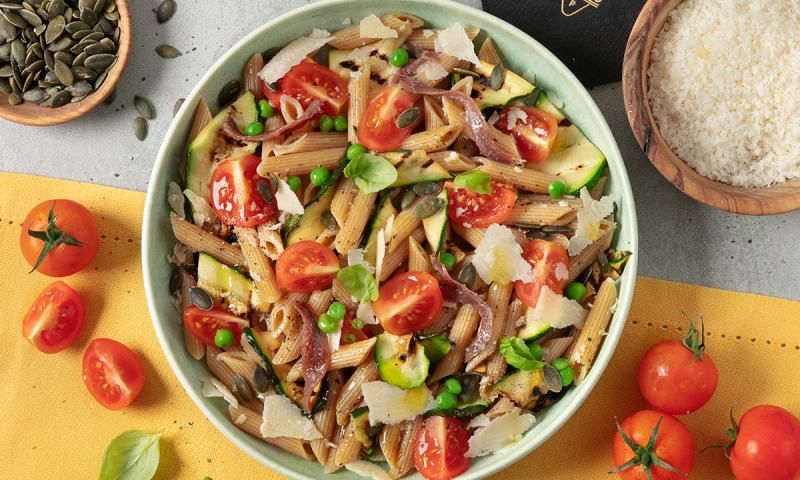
622 0 800 215
0 0 131 127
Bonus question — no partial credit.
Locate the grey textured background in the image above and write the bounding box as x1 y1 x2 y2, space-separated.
0 0 797 301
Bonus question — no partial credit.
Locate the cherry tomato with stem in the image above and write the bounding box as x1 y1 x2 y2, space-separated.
611 410 695 480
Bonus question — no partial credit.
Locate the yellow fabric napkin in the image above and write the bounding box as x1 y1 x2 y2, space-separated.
1 172 799 480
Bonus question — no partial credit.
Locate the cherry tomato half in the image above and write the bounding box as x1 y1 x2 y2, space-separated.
372 271 443 335
183 306 247 347
447 181 517 229
82 338 146 410
358 86 417 152
729 405 800 480
20 199 99 277
495 106 558 164
612 410 695 480
514 239 570 309
210 155 278 227
22 281 85 354
275 241 340 293
413 416 471 480
262 61 349 116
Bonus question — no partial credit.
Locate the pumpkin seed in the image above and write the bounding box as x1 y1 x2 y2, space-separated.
490 64 505 91
67 79 90 96
0 77 10 94
0 3 24 10
0 64 12 77
47 0 64 18
597 251 610 273
46 36 72 51
64 20 88 34
22 58 42 75
83 40 110 55
134 95 155 120
257 179 274 203
31 21 43 34
21 87 43 102
11 38 24 63
17 7 40 27
217 79 241 108
8 91 21 104
173 97 184 116
456 262 477 289
96 16 112 34
83 52 113 70
414 196 445 219
189 286 212 310
92 68 106 87
69 38 94 54
252 366 270 393
0 43 10 61
322 211 337 230
2 10 27 28
49 87 69 106
53 58 72 84
400 190 416 210
542 363 563 393
155 43 180 59
0 17 17 42
395 106 420 129
413 181 441 196
233 374 253 403
133 116 147 141
71 50 85 66
156 0 175 24
44 13 63 43
79 7 95 27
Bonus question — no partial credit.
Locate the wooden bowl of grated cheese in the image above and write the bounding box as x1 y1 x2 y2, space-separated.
622 0 800 215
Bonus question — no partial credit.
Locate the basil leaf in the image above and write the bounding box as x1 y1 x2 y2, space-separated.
454 169 493 194
337 264 379 302
499 337 543 371
99 430 161 480
343 153 398 194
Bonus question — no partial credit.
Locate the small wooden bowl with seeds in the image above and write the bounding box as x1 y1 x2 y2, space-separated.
0 0 131 126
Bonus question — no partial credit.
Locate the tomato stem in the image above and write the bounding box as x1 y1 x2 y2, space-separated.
27 201 85 273
682 317 706 362
610 416 688 479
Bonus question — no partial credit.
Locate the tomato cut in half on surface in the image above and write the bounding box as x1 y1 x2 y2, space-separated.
728 405 800 480
413 416 471 480
210 155 278 227
611 410 695 480
495 106 558 164
82 338 146 410
262 62 349 116
514 239 570 309
447 181 517 229
275 240 340 293
183 306 248 347
358 86 417 152
372 271 444 335
22 281 85 354
20 199 99 277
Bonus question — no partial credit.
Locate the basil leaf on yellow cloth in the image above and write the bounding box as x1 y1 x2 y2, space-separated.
99 430 161 480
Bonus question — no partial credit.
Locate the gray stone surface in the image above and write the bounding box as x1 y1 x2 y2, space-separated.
0 0 797 300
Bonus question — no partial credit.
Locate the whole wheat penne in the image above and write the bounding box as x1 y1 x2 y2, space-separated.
387 202 422 252
334 190 377 254
430 304 480 382
332 278 359 312
505 201 577 226
567 220 616 283
328 13 423 49
421 306 457 335
308 288 334 316
257 147 345 177
480 299 525 396
477 158 558 194
206 346 262 412
272 293 310 364
324 426 346 474
379 423 403 470
187 98 212 145
217 350 258 387
261 114 286 159
235 226 281 305
333 415 364 468
519 193 582 208
407 236 432 273
406 26 480 50
311 370 344 465
400 124 460 153
280 95 305 124
467 281 513 372
228 404 315 460
423 96 446 130
486 396 516 419
243 52 265 100
348 63 371 144
570 278 616 382
273 132 349 156
336 360 379 426
330 177 360 227
590 175 609 200
331 337 377 370
170 213 245 269
543 336 574 362
390 417 423 479
451 222 485 249
429 150 477 173
256 224 284 261
477 37 503 66
286 360 304 383
380 228 424 281
180 268 205 360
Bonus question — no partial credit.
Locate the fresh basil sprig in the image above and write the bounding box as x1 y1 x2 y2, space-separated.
343 153 398 194
499 337 543 371
337 264 379 303
99 430 162 480
453 169 493 194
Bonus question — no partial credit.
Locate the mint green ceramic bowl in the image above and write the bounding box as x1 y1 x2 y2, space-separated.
143 1 638 477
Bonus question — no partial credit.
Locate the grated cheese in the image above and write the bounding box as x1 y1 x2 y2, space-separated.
504 106 528 130
568 188 614 256
359 14 398 39
361 382 436 426
466 408 535 458
260 394 322 440
375 228 386 282
554 262 569 282
422 29 434 38
527 286 587 329
472 224 534 284
274 179 305 215
258 31 331 84
433 23 480 65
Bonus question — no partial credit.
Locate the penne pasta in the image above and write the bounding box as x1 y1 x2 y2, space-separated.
451 222 485 249
421 306 457 335
206 345 262 412
334 190 377 254
261 114 286 159
243 52 265 100
235 226 281 305
170 213 245 269
477 37 503 66
542 336 574 362
380 228 424 281
330 177 360 227
280 95 305 124
328 13 424 49
188 99 213 143
228 404 315 460
570 278 617 382
486 396 516 419
428 150 477 173
390 417 423 479
423 96 446 130
505 200 577 226
406 26 481 50
348 63 371 144
567 220 616 283
477 158 559 194
332 278 359 312
324 426 346 474
590 174 609 200
256 224 285 261
180 268 205 360
466 281 514 372
333 415 364 468
289 336 378 381
257 147 345 177
407 236 432 273
336 360 379 426
311 370 344 466
308 288 334 316
481 299 525 396
429 304 480 382
400 125 460 153
387 202 422 252
274 132 349 156
380 423 403 471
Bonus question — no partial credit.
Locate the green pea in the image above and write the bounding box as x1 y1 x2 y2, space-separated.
310 166 331 186
435 391 458 410
528 343 544 361
548 180 566 199
286 175 302 192
389 48 409 68
214 328 234 348
551 358 574 386
328 301 346 319
551 358 570 371
439 251 456 271
343 333 358 344
347 143 367 161
258 99 274 118
243 121 264 136
320 115 334 132
444 377 462 395
318 313 338 334
565 282 587 301
333 115 347 132
352 318 365 329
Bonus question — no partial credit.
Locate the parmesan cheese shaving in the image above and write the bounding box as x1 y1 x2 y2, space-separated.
504 106 528 130
274 179 305 215
433 23 480 65
168 182 185 219
361 382 436 425
183 189 216 226
527 286 587 329
258 31 332 84
201 377 239 408
356 302 378 325
417 61 449 82
466 408 535 458
375 228 386 282
568 188 614 256
472 224 534 284
260 394 322 440
345 461 393 480
359 14 398 39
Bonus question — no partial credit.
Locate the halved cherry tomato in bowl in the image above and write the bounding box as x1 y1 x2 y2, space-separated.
728 405 800 480
611 410 695 480
413 416 471 480
210 155 277 227
358 86 417 152
447 181 517 229
20 199 99 277
275 240 340 293
82 338 145 410
495 106 558 164
183 306 247 347
514 239 569 309
372 271 443 335
22 281 85 354
262 62 349 116
340 313 371 345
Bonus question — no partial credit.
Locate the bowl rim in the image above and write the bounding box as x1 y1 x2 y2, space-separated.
142 1 639 478
622 0 800 215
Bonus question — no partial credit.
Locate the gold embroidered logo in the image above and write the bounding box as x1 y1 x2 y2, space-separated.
561 0 601 16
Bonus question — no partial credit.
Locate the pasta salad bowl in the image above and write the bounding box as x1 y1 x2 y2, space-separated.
142 0 638 478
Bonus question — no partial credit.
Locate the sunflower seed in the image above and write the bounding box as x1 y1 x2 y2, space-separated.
189 286 212 309
133 116 147 141
67 79 90 96
43 13 63 43
257 179 274 203
8 91 21 104
233 374 253 403
83 52 113 70
22 87 43 102
400 190 416 210
134 95 155 120
413 181 441 196
155 43 180 59
156 0 175 23
173 97 184 116
396 106 420 129
252 366 270 393
415 196 445 219
542 363 563 393
49 87 69 106
0 77 10 93
322 211 337 230
52 58 72 84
